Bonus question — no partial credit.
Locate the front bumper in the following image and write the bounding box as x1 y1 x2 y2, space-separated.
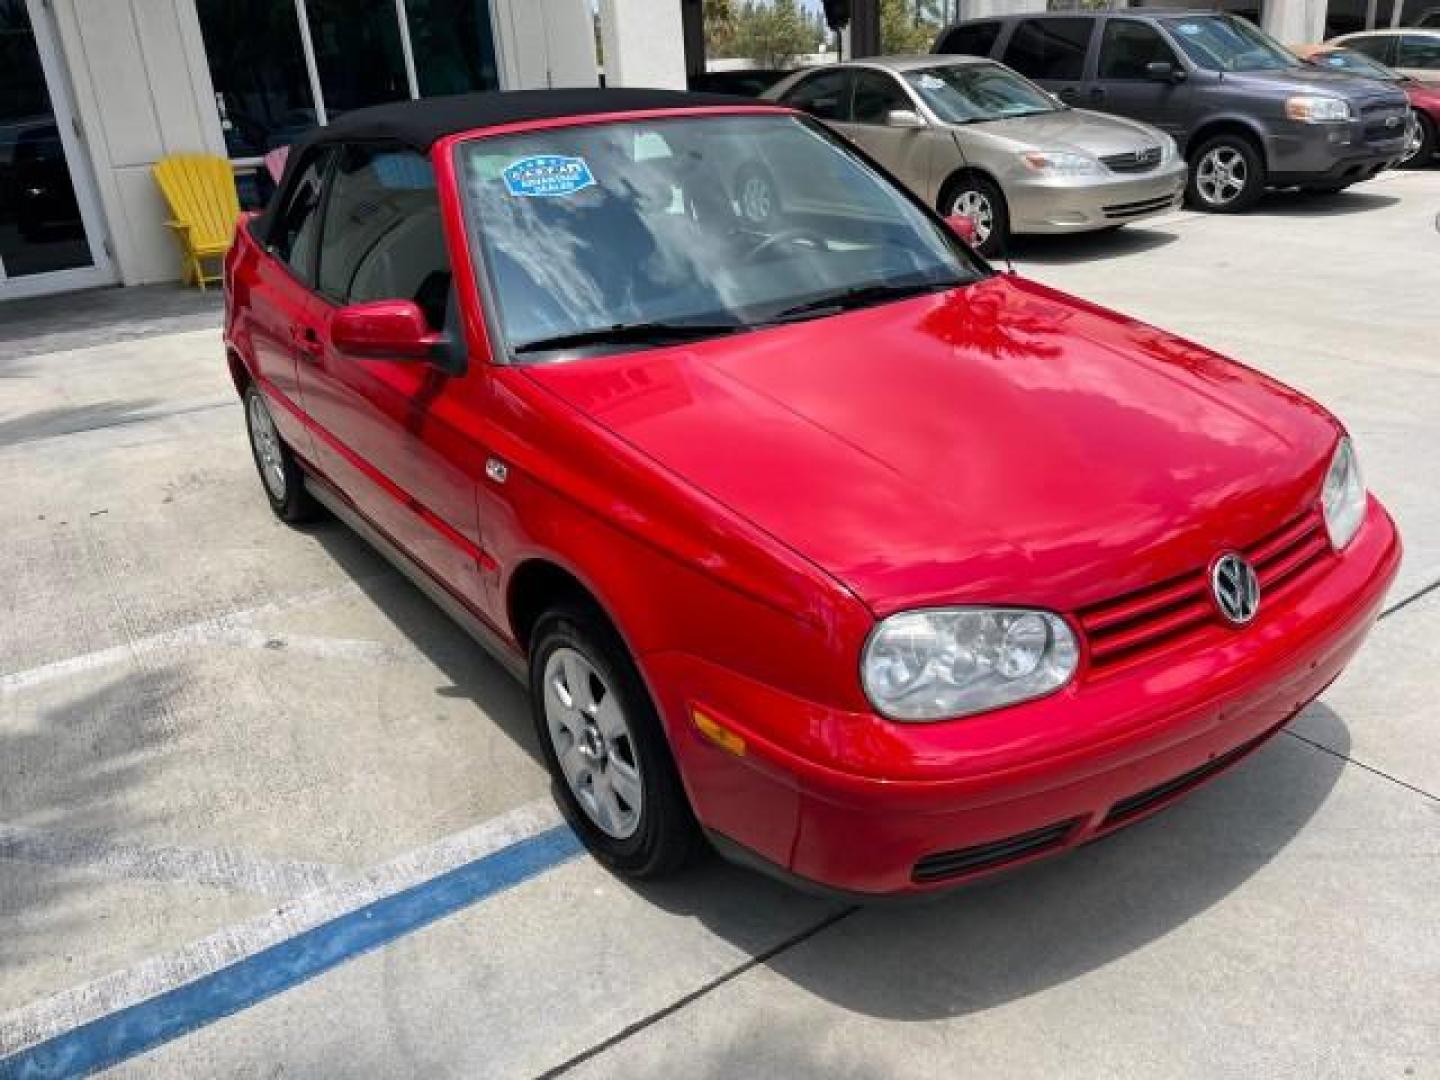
1004 160 1187 235
647 499 1400 897
1264 116 1409 186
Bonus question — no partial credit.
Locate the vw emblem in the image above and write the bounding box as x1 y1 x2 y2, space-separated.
1211 553 1260 625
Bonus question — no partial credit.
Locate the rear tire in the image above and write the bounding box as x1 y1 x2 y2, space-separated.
529 603 700 879
940 174 1009 258
1186 134 1265 213
243 384 318 524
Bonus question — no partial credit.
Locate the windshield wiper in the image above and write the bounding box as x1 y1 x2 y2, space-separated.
513 320 745 355
769 280 962 322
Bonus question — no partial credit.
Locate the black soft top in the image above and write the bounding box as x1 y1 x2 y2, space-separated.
292 87 764 154
256 88 766 246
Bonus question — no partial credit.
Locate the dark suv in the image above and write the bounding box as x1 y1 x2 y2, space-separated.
935 10 1412 211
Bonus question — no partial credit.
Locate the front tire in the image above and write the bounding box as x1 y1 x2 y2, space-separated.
530 604 699 879
243 384 318 524
941 174 1009 258
1186 134 1265 213
1401 112 1436 169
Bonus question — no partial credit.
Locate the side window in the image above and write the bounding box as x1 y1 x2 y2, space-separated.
937 21 1001 57
1098 20 1179 79
1398 34 1440 69
1345 35 1394 63
270 150 331 281
781 69 853 121
852 70 912 124
316 145 451 329
1002 18 1095 81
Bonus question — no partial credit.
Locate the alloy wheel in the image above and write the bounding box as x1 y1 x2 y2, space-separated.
1195 146 1248 207
950 189 994 245
1401 119 1424 165
247 392 287 502
543 646 644 839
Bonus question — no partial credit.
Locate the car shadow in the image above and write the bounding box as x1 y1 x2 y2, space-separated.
299 511 1348 1021
1251 189 1401 217
639 706 1349 1023
304 518 544 770
1007 226 1179 266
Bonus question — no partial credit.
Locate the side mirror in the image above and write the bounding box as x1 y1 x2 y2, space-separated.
886 108 926 129
1146 61 1186 83
330 300 443 362
945 213 978 247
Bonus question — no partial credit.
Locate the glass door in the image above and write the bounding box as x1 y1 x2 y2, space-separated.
0 0 114 299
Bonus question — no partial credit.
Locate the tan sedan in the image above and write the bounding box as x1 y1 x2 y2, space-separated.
764 55 1187 255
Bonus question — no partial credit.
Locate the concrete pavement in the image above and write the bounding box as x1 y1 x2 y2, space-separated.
2 170 1438 1078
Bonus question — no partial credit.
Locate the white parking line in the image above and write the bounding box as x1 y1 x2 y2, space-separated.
0 578 392 695
0 798 567 1059
0 823 350 899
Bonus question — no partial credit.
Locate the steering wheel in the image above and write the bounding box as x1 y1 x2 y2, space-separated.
746 227 827 261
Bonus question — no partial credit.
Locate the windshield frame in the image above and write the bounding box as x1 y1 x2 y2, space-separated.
1160 14 1301 73
902 60 1064 125
450 108 991 365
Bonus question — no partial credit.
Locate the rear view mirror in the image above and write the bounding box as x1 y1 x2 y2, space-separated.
946 213 978 247
886 109 926 129
330 300 442 362
1146 61 1186 83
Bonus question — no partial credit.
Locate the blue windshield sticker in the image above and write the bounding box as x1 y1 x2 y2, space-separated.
502 155 596 198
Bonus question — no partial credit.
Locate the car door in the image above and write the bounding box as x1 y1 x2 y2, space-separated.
299 142 492 612
1396 33 1440 85
998 17 1097 107
1089 17 1190 136
833 69 941 202
247 147 332 457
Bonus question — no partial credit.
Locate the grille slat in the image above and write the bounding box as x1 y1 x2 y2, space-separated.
1102 194 1174 218
912 819 1078 884
1100 146 1162 173
1078 507 1333 674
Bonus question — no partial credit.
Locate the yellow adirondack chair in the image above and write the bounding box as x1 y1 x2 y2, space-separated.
153 154 240 290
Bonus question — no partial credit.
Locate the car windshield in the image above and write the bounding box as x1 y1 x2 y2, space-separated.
1162 15 1300 72
458 113 979 359
902 63 1059 123
1309 48 1403 81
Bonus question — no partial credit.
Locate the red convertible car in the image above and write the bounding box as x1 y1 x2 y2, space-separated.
224 89 1398 897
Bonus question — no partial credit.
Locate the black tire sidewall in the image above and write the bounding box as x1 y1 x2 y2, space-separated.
1401 113 1436 169
1186 135 1265 213
529 608 697 878
943 174 1009 258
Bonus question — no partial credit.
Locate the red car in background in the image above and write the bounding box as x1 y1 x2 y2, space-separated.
1299 44 1440 166
224 89 1399 898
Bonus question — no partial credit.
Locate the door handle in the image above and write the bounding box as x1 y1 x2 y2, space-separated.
1089 86 1106 101
1058 86 1079 100
292 326 323 362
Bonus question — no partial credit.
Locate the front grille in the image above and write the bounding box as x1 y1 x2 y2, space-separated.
1078 506 1332 674
912 819 1079 884
1100 719 1287 828
1101 146 1162 173
1361 104 1408 144
1101 194 1175 219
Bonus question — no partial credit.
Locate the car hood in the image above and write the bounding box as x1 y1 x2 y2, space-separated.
523 276 1338 615
957 108 1164 156
1223 65 1408 105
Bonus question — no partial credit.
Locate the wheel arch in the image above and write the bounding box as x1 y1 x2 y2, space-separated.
507 557 623 658
226 347 253 398
937 165 1007 214
1184 118 1267 165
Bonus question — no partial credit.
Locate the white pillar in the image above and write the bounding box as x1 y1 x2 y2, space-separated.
599 0 687 89
958 0 1046 19
1260 0 1327 46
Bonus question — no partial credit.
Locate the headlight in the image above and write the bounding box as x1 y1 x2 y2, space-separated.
1285 95 1352 123
1322 436 1366 549
862 608 1079 721
1020 151 1102 176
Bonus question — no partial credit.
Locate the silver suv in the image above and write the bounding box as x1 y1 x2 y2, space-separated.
935 10 1412 211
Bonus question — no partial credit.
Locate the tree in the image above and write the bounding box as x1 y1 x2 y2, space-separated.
879 0 948 54
724 0 818 66
703 0 738 57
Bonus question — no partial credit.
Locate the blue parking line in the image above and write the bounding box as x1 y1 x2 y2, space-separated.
0 826 582 1080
